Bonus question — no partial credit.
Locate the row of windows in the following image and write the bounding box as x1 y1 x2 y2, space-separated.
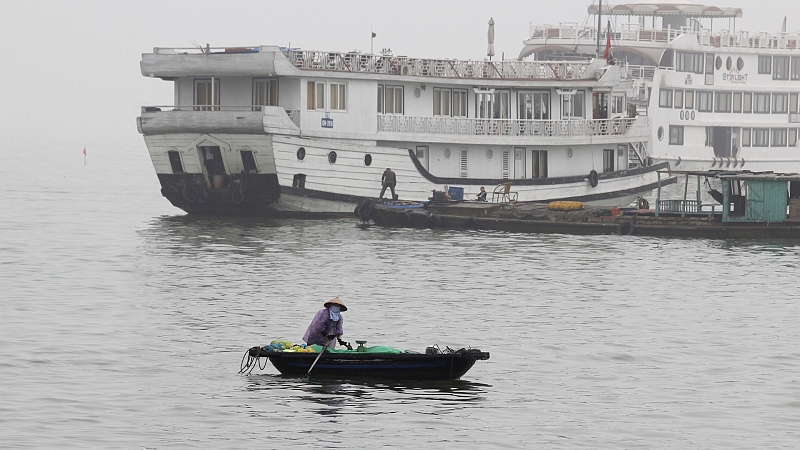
307 81 346 111
667 125 799 147
758 55 800 80
659 89 800 114
194 78 281 110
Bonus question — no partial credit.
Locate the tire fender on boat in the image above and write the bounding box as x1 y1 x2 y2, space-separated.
588 170 599 188
396 210 411 227
359 199 374 222
615 221 635 236
427 214 443 229
185 187 198 203
464 216 479 230
231 188 244 204
196 187 209 204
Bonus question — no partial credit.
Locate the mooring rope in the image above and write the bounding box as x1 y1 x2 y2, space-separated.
239 347 261 375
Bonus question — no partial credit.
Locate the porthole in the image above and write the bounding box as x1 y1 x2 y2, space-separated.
297 147 306 160
414 87 421 98
444 148 451 159
566 147 574 159
328 151 337 164
486 148 494 160
715 56 722 70
737 57 744 71
364 154 372 166
726 56 732 71
657 126 664 141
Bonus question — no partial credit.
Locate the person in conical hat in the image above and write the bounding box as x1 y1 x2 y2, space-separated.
303 297 348 348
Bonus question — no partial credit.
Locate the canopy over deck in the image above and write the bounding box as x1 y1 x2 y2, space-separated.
588 3 742 18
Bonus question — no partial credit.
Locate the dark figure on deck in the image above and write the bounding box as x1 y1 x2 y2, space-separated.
476 186 487 202
380 168 397 200
303 297 348 349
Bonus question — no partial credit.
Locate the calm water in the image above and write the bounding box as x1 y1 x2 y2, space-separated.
1 148 799 449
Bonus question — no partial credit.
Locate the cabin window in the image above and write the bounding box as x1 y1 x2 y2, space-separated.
705 54 716 75
168 150 184 174
743 92 753 113
659 89 673 108
378 85 404 114
477 91 511 119
194 78 220 111
791 57 800 80
714 92 732 113
240 150 258 174
773 56 790 80
433 88 452 116
684 90 694 109
292 174 306 188
603 149 615 173
771 129 788 147
364 154 372 166
753 93 770 113
518 91 550 119
772 94 789 114
329 83 346 111
742 128 751 147
453 89 468 117
673 90 683 109
612 95 625 115
753 128 769 147
790 129 798 147
733 92 742 113
705 127 713 147
697 91 713 112
758 56 772 74
252 78 278 110
307 81 325 110
531 150 547 179
669 126 684 145
327 151 337 164
560 91 584 119
791 94 799 114
675 51 704 74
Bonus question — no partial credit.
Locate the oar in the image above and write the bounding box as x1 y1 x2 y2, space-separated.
307 337 334 375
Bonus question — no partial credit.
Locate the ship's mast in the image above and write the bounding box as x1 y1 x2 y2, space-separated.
596 0 602 55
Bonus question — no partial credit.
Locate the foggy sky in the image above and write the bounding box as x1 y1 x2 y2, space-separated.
1 0 797 156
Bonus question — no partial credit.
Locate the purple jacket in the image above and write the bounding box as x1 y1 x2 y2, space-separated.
302 308 344 347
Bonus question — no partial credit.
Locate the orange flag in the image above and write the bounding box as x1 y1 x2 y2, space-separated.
83 147 87 156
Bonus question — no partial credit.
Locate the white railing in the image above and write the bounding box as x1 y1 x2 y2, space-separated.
285 109 300 127
377 116 636 137
527 23 800 50
286 50 594 80
153 46 260 55
625 65 656 81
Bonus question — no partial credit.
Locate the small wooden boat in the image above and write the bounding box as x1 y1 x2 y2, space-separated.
246 347 489 380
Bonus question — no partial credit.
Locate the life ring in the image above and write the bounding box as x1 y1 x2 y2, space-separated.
464 216 479 230
427 214 443 229
588 170 599 188
359 199 374 222
396 210 411 227
196 187 209 204
232 188 244 204
185 187 198 203
615 221 635 236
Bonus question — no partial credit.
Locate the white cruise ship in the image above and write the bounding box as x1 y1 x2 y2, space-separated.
138 38 671 216
519 2 800 172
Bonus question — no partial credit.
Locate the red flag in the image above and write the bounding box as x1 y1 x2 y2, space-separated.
83 147 87 156
603 26 611 60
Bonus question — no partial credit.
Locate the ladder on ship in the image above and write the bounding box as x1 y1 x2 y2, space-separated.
628 142 649 169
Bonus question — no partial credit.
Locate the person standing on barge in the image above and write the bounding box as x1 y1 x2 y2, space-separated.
303 297 347 348
380 168 397 200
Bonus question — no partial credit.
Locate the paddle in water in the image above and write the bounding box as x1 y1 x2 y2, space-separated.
307 336 334 375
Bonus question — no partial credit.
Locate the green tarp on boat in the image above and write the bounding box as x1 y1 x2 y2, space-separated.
309 344 403 354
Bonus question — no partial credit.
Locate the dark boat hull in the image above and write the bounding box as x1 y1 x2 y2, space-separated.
261 351 489 380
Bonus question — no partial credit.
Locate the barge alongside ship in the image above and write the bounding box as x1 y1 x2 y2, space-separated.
363 171 800 239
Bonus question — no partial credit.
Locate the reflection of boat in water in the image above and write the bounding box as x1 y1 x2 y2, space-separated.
245 346 490 381
364 171 800 239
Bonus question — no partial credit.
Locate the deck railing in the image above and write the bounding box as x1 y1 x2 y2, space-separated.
285 49 594 80
528 23 800 51
377 116 636 137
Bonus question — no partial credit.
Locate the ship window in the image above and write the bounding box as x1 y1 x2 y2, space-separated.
168 150 184 174
379 85 404 114
603 149 615 173
240 150 258 174
328 151 337 164
791 94 799 114
307 81 325 110
297 147 306 160
758 56 772 74
742 128 751 147
771 129 788 147
737 57 744 71
773 94 789 114
486 148 494 160
518 91 550 119
292 173 306 189
659 89 673 108
669 126 684 145
460 149 468 178
657 126 664 141
743 92 753 113
725 57 732 71
531 150 547 179
433 88 452 116
330 83 346 111
753 128 769 147
673 90 683 109
697 91 713 112
684 90 694 109
790 129 798 147
705 127 714 147
194 78 220 111
706 54 715 75
364 154 372 166
252 78 278 110
444 148 451 159
791 57 800 80
773 56 790 80
753 93 770 113
714 56 722 71
714 92 732 113
453 89 468 117
733 92 742 113
560 91 584 119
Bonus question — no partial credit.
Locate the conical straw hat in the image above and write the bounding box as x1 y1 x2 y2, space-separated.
324 297 347 311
